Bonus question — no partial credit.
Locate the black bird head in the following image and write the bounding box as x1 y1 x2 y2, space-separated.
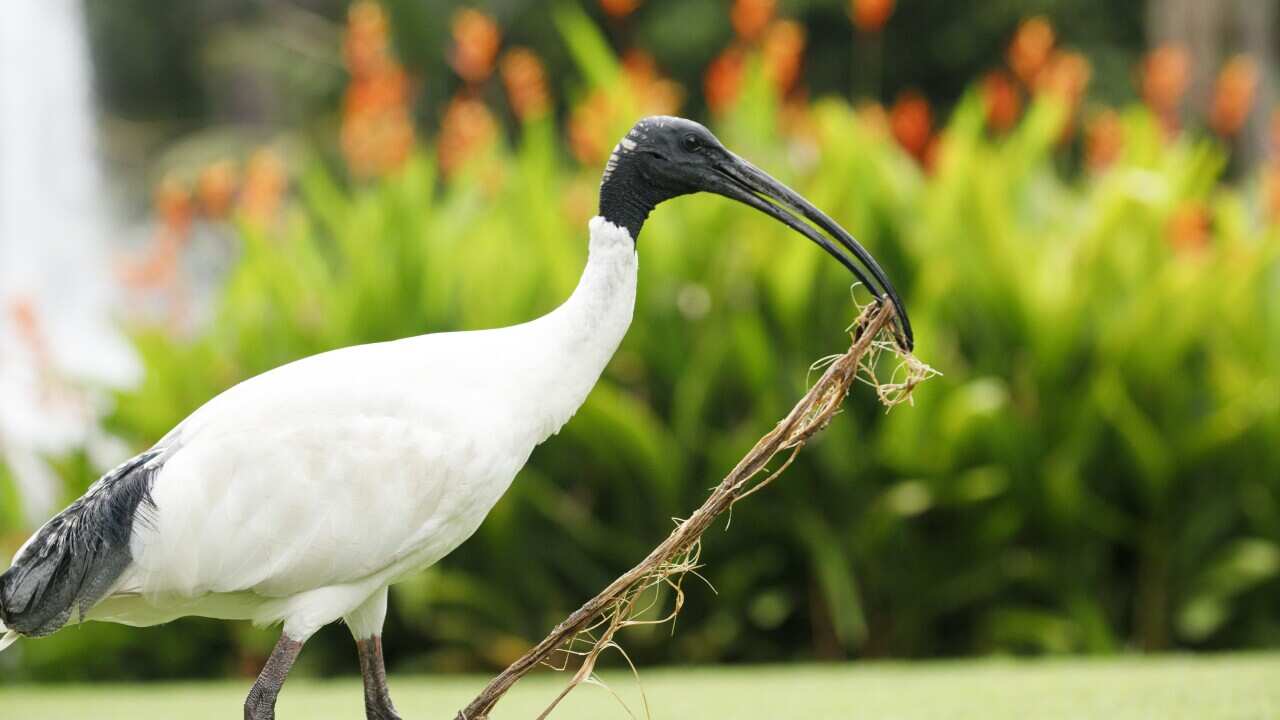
598 115 914 351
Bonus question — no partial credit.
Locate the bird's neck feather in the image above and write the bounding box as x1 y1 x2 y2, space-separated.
523 217 637 443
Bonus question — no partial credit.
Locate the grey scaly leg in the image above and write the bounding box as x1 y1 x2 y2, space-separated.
357 636 402 720
244 634 304 720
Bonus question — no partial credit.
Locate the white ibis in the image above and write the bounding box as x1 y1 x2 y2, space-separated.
0 116 912 719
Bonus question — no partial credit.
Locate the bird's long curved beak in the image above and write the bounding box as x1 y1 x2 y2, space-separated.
708 152 914 350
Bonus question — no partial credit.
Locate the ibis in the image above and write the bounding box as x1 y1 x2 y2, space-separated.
0 116 912 719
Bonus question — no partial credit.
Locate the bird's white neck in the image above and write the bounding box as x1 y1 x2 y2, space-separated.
519 216 637 444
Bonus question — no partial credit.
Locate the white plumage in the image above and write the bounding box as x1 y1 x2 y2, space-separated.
76 216 635 642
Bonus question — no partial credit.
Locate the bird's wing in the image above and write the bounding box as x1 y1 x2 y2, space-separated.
118 334 529 600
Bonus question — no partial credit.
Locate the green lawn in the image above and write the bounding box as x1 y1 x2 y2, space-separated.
3 654 1278 719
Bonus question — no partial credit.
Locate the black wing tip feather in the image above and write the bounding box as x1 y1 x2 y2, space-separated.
0 448 165 638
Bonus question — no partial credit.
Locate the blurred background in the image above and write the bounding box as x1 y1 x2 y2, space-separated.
1 0 1278 685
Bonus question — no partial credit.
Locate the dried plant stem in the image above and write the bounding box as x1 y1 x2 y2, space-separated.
456 302 909 720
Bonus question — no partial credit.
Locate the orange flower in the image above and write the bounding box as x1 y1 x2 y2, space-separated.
855 100 890 138
779 97 817 142
560 177 597 228
341 72 415 177
851 0 895 33
8 297 48 367
1167 202 1209 255
570 52 681 165
1036 50 1091 140
197 161 238 219
732 0 775 42
1269 107 1280 160
120 174 194 298
622 49 683 115
450 8 501 85
500 47 550 121
343 1 391 80
922 133 945 174
1037 51 1090 105
340 1 415 178
890 90 932 161
705 46 746 115
1085 109 1123 172
763 20 805 97
1263 164 1280 225
1008 16 1055 87
600 0 641 18
155 174 193 234
982 70 1021 132
1140 45 1190 115
345 66 411 116
568 91 613 165
239 149 287 226
1210 55 1258 138
438 94 498 177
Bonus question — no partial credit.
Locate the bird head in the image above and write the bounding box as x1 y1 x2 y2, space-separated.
599 115 913 351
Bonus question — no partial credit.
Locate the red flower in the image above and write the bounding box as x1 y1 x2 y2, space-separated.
600 0 641 19
890 90 932 162
851 0 895 33
732 0 775 42
982 70 1021 132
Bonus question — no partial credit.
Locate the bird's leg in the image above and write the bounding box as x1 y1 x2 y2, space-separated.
244 634 305 720
357 635 402 720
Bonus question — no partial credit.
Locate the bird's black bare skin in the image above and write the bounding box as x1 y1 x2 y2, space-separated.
0 448 165 637
597 115 915 349
598 116 723 239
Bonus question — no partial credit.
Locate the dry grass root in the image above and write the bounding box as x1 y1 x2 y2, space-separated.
456 302 936 720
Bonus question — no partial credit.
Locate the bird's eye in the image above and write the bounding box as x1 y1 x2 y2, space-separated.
681 134 701 152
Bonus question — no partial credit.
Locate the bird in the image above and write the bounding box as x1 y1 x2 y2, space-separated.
0 116 912 720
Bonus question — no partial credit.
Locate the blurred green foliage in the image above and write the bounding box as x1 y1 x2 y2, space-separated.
5 6 1280 683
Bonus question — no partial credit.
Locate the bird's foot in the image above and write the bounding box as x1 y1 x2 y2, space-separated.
244 686 278 720
357 635 403 719
364 699 403 720
243 634 304 720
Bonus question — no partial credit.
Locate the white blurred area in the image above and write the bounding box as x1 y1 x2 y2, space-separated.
0 0 140 524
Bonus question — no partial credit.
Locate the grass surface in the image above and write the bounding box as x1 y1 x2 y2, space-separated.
3 654 1278 719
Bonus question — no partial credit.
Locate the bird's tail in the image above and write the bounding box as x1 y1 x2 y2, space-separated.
0 575 15 652
0 591 18 652
0 450 160 641
0 621 17 654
